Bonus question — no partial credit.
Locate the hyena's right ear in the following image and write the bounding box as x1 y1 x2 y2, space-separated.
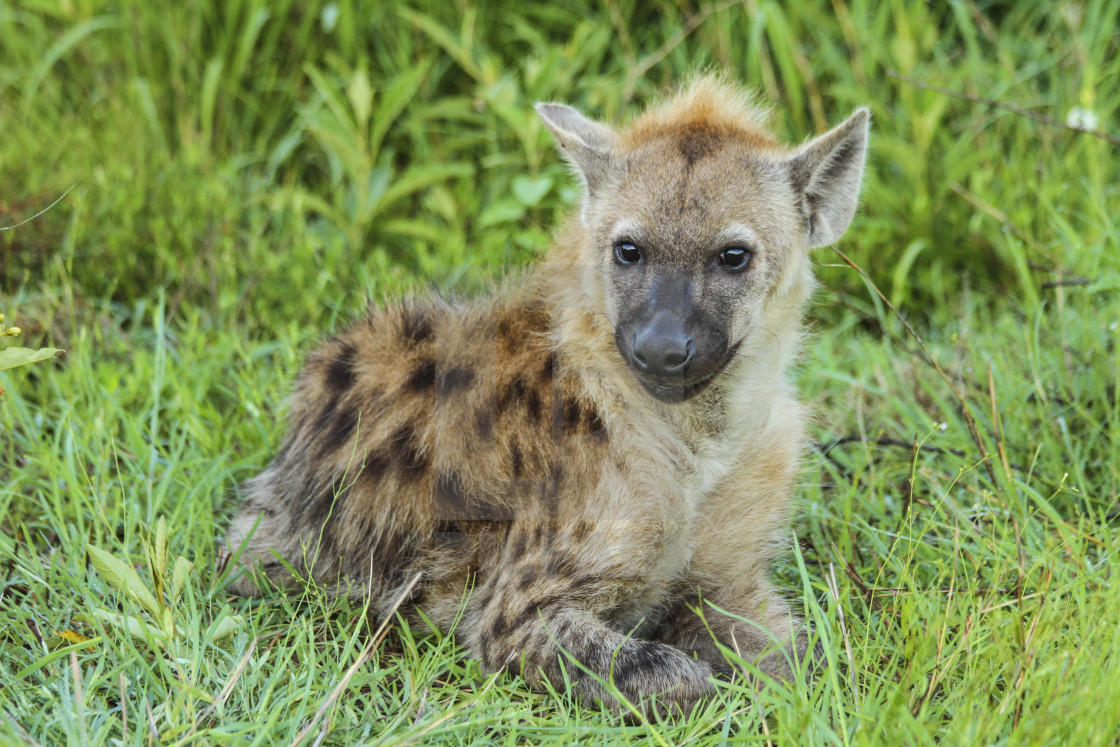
786 108 870 249
535 103 616 194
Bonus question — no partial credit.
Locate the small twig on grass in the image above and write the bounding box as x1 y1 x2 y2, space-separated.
887 70 1120 147
818 434 967 459
1040 278 1090 289
287 573 422 747
0 184 77 231
818 434 1051 491
828 246 1001 491
830 542 874 607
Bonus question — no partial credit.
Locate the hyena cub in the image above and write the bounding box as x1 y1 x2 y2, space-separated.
226 76 868 712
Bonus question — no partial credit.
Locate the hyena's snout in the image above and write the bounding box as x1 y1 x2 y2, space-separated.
629 311 694 376
614 306 731 402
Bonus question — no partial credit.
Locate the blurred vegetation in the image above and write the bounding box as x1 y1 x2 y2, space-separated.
1 0 1119 744
2 0 1115 327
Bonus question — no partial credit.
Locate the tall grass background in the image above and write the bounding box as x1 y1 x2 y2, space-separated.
1 0 1118 743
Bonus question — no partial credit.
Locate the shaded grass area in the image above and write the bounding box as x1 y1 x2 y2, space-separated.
2 0 1119 743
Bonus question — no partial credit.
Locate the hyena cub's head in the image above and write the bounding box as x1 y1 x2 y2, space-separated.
538 77 868 401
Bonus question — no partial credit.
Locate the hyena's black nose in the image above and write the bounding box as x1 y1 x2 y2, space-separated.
631 326 694 376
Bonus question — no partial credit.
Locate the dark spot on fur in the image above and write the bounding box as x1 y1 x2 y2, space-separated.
322 406 361 453
588 412 607 441
325 344 357 393
438 365 475 395
510 444 524 478
434 471 467 517
571 520 593 542
492 611 513 637
303 476 347 535
475 406 495 440
518 567 536 590
360 451 391 487
540 352 556 384
564 399 581 429
542 552 571 578
677 125 723 167
497 303 549 356
390 423 428 474
402 307 434 345
525 387 542 422
611 641 668 692
344 527 412 587
406 359 436 391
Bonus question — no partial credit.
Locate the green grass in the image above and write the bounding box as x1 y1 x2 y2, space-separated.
2 0 1119 743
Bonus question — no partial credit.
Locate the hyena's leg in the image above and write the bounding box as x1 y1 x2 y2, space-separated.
461 524 715 714
468 591 715 713
659 437 817 681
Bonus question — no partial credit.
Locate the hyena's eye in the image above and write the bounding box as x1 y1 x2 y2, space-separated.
717 245 753 272
613 241 643 265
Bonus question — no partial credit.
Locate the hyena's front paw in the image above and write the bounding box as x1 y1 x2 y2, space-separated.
474 609 716 716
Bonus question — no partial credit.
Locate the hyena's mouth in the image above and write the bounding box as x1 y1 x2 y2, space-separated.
635 341 742 403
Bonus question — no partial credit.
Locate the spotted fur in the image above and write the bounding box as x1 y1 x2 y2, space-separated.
226 75 869 714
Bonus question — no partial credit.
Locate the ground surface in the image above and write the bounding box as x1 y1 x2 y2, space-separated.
1 1 1119 744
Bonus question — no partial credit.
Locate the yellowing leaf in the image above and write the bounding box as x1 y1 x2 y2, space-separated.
57 629 91 645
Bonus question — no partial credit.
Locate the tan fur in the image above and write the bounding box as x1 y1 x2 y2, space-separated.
225 76 869 714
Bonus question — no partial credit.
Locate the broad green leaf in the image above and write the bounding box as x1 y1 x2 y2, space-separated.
478 200 526 228
379 218 448 243
347 65 374 134
171 555 193 603
379 163 472 210
369 60 430 158
511 175 552 207
86 544 162 619
398 8 484 83
0 347 63 372
209 613 244 641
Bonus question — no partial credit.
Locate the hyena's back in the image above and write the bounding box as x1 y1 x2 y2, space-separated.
227 281 612 622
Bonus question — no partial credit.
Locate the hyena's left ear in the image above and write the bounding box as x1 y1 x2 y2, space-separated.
786 108 870 248
535 103 616 194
